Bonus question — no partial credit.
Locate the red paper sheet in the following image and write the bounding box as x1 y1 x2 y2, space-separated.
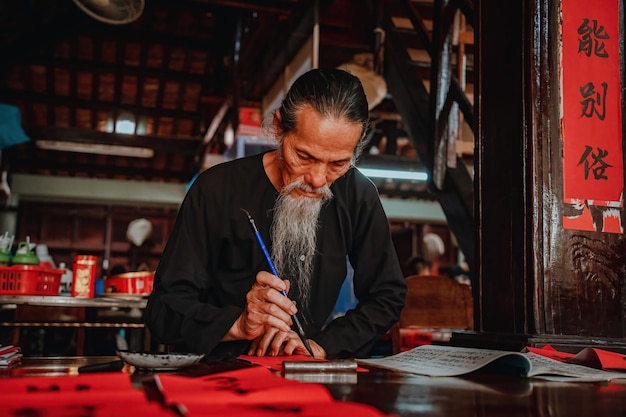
157 366 393 417
174 383 334 408
1 391 148 409
2 401 171 417
524 345 575 362
156 367 293 393
0 344 20 357
568 348 626 370
0 372 134 394
155 366 333 406
526 344 626 370
0 372 151 410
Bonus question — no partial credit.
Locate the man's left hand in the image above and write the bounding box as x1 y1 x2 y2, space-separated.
248 328 326 358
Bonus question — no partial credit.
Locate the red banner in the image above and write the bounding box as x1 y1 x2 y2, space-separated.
562 0 623 202
561 0 624 233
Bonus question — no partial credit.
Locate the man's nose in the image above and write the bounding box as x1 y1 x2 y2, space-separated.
306 164 328 188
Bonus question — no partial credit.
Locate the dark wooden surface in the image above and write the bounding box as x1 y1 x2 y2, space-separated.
327 367 626 417
2 356 625 417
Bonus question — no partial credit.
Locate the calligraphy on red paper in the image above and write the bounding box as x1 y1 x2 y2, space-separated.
561 0 623 233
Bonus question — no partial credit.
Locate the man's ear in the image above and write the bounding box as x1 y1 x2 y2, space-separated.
272 110 282 136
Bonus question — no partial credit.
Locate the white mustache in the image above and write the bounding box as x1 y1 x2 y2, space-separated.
281 180 333 200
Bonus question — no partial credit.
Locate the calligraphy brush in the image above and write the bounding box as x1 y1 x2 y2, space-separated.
240 208 315 358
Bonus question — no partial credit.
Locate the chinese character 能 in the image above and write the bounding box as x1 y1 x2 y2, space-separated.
578 18 609 58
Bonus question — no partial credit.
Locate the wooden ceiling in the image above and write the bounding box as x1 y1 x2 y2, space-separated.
0 0 468 200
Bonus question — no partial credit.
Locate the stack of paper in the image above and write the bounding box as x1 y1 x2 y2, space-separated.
0 345 22 366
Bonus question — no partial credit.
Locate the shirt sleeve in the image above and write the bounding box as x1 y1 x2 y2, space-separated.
144 173 245 356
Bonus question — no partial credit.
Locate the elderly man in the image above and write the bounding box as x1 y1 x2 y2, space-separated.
145 68 406 359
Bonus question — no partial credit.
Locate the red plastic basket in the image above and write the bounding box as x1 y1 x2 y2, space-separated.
0 265 63 295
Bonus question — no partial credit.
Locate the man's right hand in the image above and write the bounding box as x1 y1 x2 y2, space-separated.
222 271 297 341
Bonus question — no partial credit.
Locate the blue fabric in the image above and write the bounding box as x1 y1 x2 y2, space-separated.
328 258 359 323
0 104 30 150
185 171 201 194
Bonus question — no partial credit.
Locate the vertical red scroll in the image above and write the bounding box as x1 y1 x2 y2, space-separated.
561 0 624 233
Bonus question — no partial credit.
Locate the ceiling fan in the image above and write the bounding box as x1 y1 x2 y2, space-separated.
72 0 144 25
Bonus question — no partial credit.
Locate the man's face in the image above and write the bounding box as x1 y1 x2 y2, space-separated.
276 105 362 199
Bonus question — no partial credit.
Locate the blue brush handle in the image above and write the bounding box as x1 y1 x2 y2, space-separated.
253 230 285 295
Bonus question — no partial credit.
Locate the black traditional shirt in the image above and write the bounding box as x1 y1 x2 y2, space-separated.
145 152 406 358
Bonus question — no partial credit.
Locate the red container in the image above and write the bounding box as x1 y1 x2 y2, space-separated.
0 265 63 295
105 271 154 295
71 255 98 298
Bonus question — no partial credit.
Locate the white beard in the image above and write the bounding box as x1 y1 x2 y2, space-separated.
270 180 333 315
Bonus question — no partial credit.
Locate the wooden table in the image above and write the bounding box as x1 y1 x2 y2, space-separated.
2 356 625 416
